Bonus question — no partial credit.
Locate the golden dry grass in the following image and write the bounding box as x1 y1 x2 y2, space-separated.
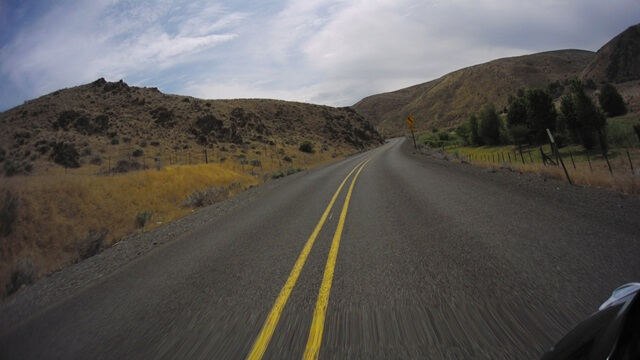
464 155 640 194
0 144 348 296
0 164 255 295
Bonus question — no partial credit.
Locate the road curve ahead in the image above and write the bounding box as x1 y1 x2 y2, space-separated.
1 137 639 359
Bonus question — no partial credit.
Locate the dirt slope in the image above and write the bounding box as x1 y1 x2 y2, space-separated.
0 79 383 176
353 50 594 137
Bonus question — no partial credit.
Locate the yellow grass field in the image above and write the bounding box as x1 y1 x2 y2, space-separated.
0 145 347 296
446 146 640 194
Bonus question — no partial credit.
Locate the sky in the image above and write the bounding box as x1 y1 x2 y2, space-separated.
1 0 639 111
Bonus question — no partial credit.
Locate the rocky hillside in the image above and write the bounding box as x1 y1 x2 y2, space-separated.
0 79 383 176
354 50 594 136
354 23 640 137
582 24 640 84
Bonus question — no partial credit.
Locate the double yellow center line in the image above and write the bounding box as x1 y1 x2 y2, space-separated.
247 152 378 360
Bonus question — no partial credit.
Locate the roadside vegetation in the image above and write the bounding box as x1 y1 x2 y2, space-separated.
0 141 344 297
418 80 640 193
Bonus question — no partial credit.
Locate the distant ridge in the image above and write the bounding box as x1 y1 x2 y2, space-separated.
0 79 383 175
354 23 640 137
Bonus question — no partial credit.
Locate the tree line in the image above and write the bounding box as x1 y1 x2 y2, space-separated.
455 80 628 154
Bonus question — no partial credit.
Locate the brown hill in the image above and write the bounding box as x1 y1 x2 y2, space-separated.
582 24 640 84
353 50 595 137
0 78 382 176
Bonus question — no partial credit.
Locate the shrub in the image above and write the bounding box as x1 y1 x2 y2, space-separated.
478 104 504 145
77 229 107 260
136 210 152 228
3 160 19 177
183 187 229 208
150 107 175 128
299 140 315 153
50 142 80 168
1 191 19 236
283 155 293 163
285 167 302 175
0 147 6 162
599 84 627 117
132 149 144 157
195 114 224 134
114 160 141 173
634 124 640 143
150 141 160 147
6 258 36 295
250 159 262 168
271 171 285 179
90 156 103 165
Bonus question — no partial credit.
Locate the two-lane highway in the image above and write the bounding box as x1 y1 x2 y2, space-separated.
2 137 639 359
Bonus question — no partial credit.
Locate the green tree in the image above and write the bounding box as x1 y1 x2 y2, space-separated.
299 140 315 153
525 88 557 143
506 95 527 127
478 104 503 145
468 114 482 146
455 122 471 145
561 80 607 150
598 83 627 117
509 124 529 154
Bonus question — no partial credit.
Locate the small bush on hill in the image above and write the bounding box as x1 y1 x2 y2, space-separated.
599 84 627 117
183 187 229 208
50 142 80 168
77 229 108 260
299 140 315 153
5 258 36 295
136 210 152 228
195 114 224 134
150 107 175 128
1 191 19 236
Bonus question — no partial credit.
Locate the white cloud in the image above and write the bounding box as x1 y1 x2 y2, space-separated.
0 0 245 105
1 0 640 110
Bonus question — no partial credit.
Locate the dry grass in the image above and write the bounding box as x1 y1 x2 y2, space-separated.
0 164 256 296
0 143 349 296
461 155 640 194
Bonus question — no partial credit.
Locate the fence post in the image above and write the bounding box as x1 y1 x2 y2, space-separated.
568 150 576 169
546 129 572 185
108 156 111 175
204 149 208 164
627 150 635 175
507 153 512 163
528 151 533 164
586 152 593 172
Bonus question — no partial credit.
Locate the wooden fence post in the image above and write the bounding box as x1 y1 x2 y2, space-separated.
568 150 576 169
627 150 635 175
546 129 572 185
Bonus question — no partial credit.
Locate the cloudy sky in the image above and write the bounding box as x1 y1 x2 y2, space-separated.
1 0 639 111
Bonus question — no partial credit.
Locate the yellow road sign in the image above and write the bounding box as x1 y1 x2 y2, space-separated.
406 116 415 125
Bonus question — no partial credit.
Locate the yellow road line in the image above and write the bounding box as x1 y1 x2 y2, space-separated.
246 155 373 360
303 154 377 360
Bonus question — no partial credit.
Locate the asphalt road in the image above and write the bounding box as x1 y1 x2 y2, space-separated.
2 137 639 359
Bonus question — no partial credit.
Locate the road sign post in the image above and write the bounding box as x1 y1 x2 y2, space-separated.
406 116 417 150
